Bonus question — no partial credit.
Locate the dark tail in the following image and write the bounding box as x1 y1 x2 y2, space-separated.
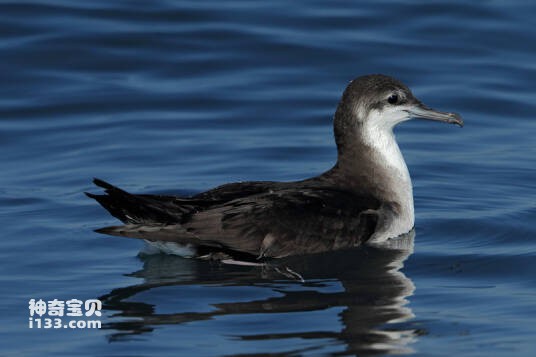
86 178 184 226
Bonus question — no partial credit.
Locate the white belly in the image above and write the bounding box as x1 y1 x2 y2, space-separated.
141 240 197 257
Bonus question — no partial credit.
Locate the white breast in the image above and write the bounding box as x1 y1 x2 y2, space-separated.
361 108 415 242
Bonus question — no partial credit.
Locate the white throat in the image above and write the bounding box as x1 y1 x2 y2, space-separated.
361 108 415 241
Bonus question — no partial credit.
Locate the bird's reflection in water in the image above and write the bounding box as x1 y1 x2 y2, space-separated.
101 230 419 355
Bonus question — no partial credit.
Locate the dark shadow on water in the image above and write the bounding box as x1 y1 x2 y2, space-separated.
101 231 419 355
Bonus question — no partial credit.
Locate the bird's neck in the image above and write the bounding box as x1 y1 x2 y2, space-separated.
331 123 415 238
362 122 414 211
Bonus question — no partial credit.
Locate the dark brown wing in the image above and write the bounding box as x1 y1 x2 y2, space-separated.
88 179 381 258
86 178 283 225
196 188 381 257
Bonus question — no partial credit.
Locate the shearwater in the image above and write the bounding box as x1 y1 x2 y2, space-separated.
87 74 463 260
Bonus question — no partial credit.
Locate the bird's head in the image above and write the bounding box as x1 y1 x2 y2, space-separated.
334 74 463 141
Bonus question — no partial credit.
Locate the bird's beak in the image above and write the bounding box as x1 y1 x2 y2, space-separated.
407 102 463 127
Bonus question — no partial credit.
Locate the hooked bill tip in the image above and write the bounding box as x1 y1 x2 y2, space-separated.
449 113 464 128
450 113 464 127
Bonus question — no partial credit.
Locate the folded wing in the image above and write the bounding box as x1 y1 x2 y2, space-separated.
87 179 381 258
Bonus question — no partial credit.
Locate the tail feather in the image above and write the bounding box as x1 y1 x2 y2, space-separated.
93 177 116 190
86 178 184 225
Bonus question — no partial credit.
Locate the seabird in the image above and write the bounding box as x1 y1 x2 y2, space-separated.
87 74 462 259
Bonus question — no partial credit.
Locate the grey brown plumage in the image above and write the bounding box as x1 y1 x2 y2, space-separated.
86 178 381 259
87 74 462 259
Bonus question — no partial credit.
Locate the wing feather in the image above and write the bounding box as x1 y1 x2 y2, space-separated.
90 179 381 258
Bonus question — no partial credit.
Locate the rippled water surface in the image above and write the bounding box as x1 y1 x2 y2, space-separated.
1 1 535 356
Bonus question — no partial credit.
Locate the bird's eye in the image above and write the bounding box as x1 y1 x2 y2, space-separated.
387 94 399 104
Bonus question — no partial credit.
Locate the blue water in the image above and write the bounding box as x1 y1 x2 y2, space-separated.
1 1 535 356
